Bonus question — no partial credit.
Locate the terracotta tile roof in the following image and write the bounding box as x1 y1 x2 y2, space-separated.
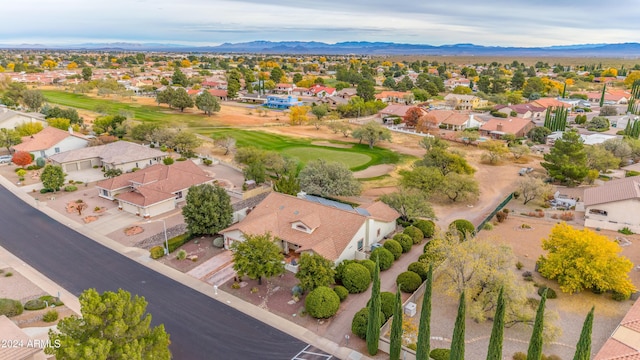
530 97 571 109
12 126 87 152
98 160 213 207
375 91 412 100
0 315 41 360
494 103 545 114
207 89 228 97
49 141 166 165
380 104 413 117
360 201 401 222
584 176 640 206
221 192 398 261
595 298 640 359
480 117 534 134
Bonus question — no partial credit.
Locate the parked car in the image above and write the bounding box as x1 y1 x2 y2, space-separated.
518 167 533 176
0 155 12 164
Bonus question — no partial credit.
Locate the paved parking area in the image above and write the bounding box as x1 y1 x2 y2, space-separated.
291 345 335 360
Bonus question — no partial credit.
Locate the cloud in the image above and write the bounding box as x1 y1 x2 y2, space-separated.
1 0 639 46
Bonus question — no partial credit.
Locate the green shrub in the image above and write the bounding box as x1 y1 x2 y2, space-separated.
351 307 370 339
449 219 475 239
167 233 191 253
370 247 395 271
335 260 356 283
341 263 371 294
483 222 494 230
176 249 187 260
380 292 396 321
36 157 46 167
4 272 12 277
414 220 435 238
383 239 403 260
512 352 527 360
396 271 423 293
24 298 47 310
163 157 174 165
64 185 78 192
203 158 213 166
42 310 58 322
212 237 224 248
149 245 165 259
16 169 26 177
333 286 349 302
176 157 187 161
40 188 54 194
408 262 429 281
305 286 340 318
39 295 63 307
538 286 557 299
430 348 451 360
516 261 523 270
612 291 630 301
618 227 634 235
404 226 424 244
358 259 376 277
0 298 24 317
393 233 413 253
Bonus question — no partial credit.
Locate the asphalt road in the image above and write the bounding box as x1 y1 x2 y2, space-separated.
0 186 306 360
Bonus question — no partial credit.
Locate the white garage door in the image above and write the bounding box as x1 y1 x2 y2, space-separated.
79 160 92 170
64 163 78 172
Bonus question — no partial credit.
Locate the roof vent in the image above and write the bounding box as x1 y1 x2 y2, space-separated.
279 205 284 210
293 210 299 215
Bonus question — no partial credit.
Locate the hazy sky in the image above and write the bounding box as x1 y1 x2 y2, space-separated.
2 0 639 47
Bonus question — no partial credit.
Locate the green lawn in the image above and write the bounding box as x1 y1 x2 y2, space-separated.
41 90 217 128
42 90 409 171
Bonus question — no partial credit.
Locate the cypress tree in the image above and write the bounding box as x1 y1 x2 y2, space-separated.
366 258 381 355
416 265 433 360
544 108 551 129
449 291 466 360
527 288 548 360
573 307 595 360
390 285 403 360
599 84 606 107
486 287 505 360
561 83 566 98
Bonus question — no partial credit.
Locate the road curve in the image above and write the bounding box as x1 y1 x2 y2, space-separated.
0 186 305 360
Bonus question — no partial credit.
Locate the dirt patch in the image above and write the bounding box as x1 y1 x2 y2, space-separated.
311 141 353 149
157 237 226 273
353 164 395 179
124 226 144 236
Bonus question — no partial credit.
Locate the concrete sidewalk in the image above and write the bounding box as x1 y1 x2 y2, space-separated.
0 175 371 360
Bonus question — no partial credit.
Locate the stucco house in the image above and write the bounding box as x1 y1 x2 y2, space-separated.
443 94 487 110
425 110 483 131
11 126 88 159
220 192 400 267
265 95 303 109
493 104 545 119
96 160 214 218
0 106 48 131
479 117 536 139
583 176 640 232
48 141 167 173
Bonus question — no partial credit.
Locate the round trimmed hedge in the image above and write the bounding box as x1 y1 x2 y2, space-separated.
370 247 395 271
368 291 396 322
408 262 429 281
449 219 475 239
414 220 435 238
305 286 341 318
393 233 413 253
351 307 384 339
383 240 403 260
396 271 423 293
341 263 372 293
537 286 557 299
24 299 47 311
0 298 24 317
403 226 424 244
333 286 349 302
359 259 376 277
335 260 356 282
430 348 451 360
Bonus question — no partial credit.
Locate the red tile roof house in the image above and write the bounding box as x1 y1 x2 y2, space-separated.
493 103 546 119
426 110 484 131
375 91 413 104
594 298 640 360
583 176 640 233
479 117 536 139
12 127 89 159
49 141 167 173
220 192 400 268
586 90 631 105
96 160 214 218
308 84 337 98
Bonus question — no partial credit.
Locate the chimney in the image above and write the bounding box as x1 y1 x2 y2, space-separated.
497 123 503 132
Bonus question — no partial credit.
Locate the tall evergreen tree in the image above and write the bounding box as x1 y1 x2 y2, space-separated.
486 287 505 360
573 307 595 360
527 288 548 360
449 291 466 360
366 259 381 355
416 265 433 360
561 83 567 98
599 84 607 107
390 286 403 360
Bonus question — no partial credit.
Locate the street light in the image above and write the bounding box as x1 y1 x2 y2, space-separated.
147 219 168 255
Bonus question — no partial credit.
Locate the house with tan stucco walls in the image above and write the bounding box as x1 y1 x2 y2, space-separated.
583 176 640 232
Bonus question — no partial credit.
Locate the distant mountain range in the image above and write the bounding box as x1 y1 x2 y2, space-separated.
2 41 640 57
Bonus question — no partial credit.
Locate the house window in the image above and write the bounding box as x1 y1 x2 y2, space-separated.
40 151 45 157
54 147 60 153
357 239 364 251
589 209 608 216
175 191 183 199
296 224 307 231
101 189 109 197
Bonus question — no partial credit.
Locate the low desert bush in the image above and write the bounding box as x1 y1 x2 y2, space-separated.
0 298 24 317
176 249 187 260
24 298 47 310
149 246 165 259
537 286 557 299
64 185 78 192
42 310 58 322
430 348 451 360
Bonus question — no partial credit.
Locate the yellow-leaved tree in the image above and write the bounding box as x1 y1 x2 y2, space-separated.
288 105 310 126
538 223 636 297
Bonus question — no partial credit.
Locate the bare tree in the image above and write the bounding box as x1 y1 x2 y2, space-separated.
215 135 237 155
